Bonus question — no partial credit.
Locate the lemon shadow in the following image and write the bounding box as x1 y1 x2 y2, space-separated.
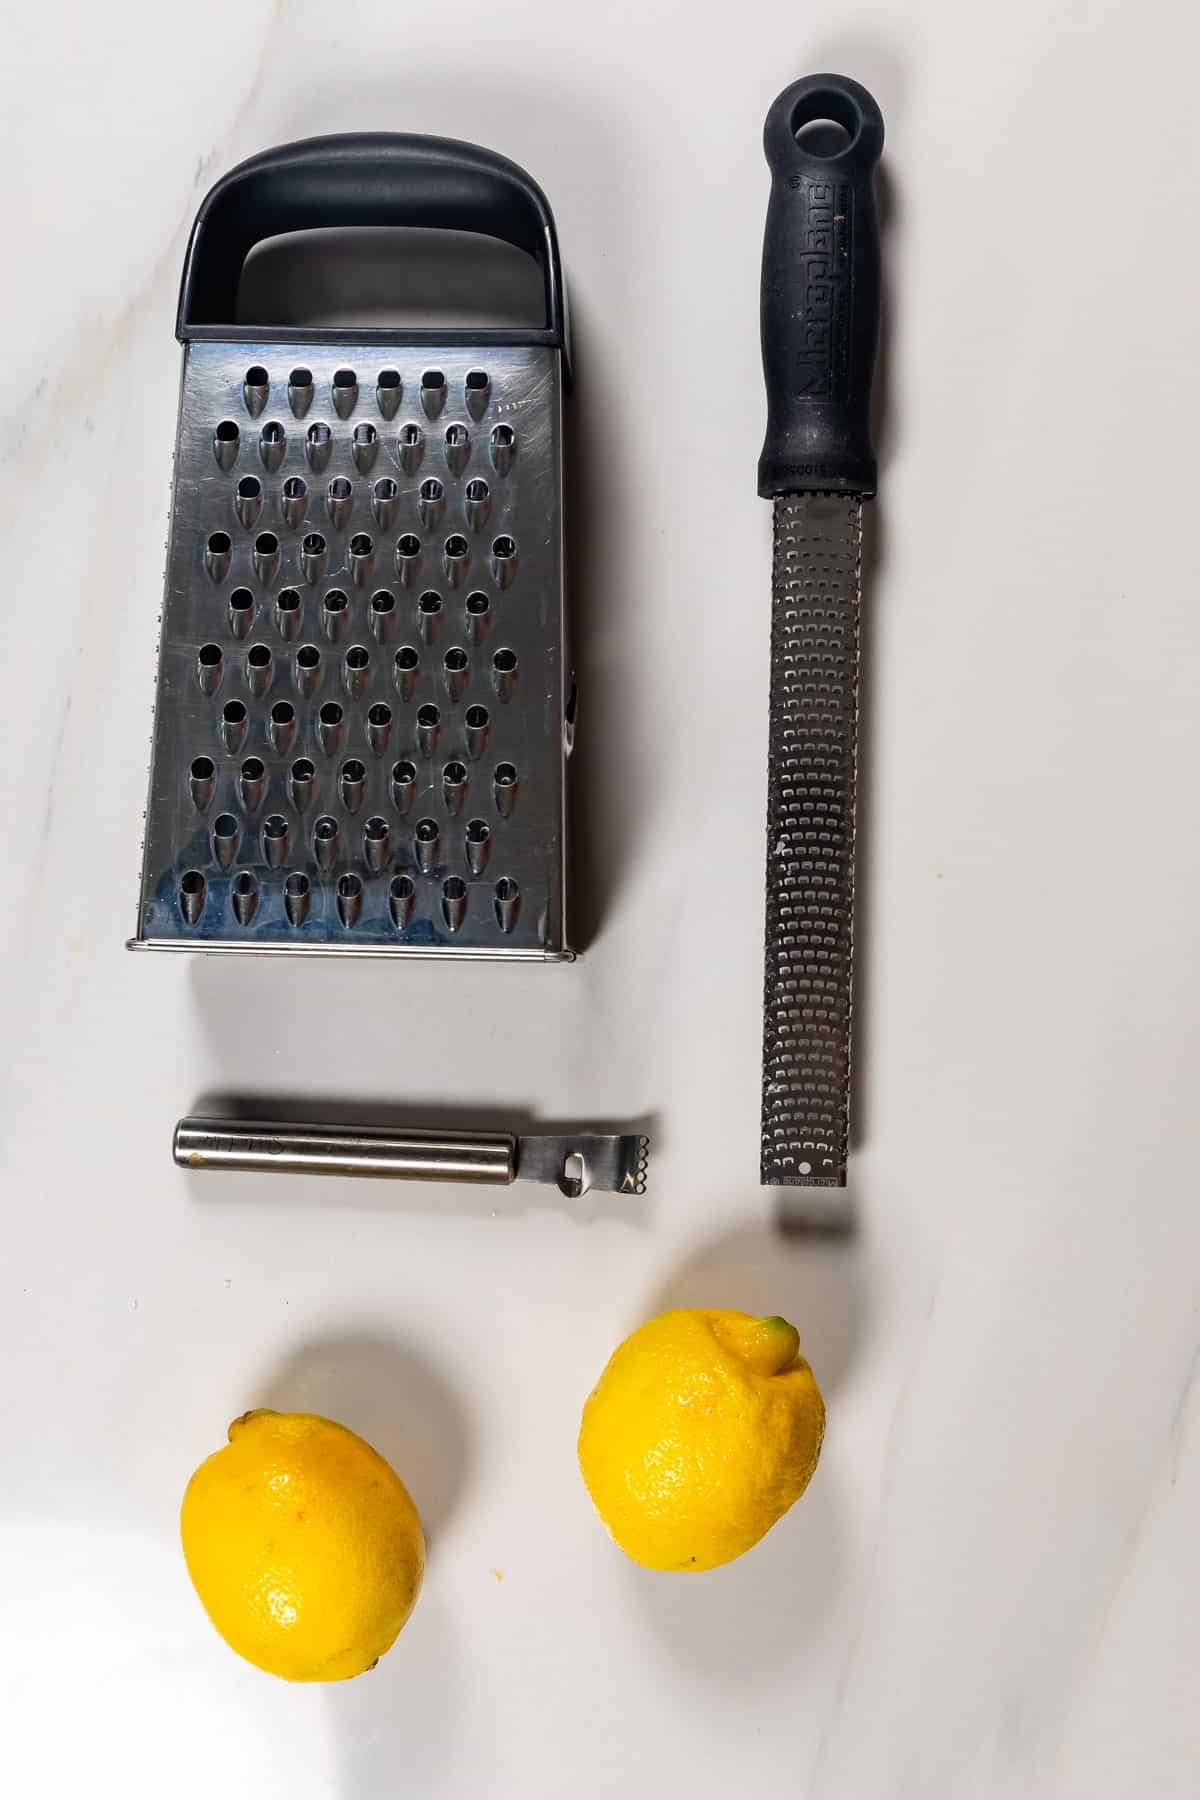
256 1329 473 1548
256 1331 479 1790
623 1214 868 1682
645 1213 869 1399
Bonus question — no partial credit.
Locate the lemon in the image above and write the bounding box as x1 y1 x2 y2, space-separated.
577 1308 825 1571
180 1409 424 1681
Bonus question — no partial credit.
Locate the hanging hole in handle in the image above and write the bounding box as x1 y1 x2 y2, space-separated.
557 1150 591 1199
790 88 861 156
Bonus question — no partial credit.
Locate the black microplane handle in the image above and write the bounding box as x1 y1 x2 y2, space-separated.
758 75 884 499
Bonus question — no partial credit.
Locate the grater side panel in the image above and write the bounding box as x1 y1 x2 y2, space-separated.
761 494 862 1186
134 342 567 956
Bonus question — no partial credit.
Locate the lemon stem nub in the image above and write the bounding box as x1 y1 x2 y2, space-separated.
751 1315 801 1375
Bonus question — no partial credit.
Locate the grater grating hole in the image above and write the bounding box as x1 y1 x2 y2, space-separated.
495 761 517 785
190 755 214 780
289 366 312 388
283 475 306 498
255 531 279 554
393 758 417 781
277 587 301 617
492 534 515 559
415 819 438 841
261 421 284 444
493 648 516 672
230 587 254 618
495 876 518 899
445 534 468 559
421 477 444 502
222 699 246 724
237 475 261 499
315 815 338 840
371 589 396 618
466 477 488 501
491 424 514 445
198 642 222 668
378 368 400 390
444 647 468 672
345 645 369 670
180 869 205 893
422 369 445 389
443 876 466 897
247 644 271 669
355 422 378 445
291 756 315 780
240 756 265 779
390 873 415 898
307 422 331 447
296 644 320 670
467 818 490 843
365 815 388 839
350 532 373 556
271 700 295 725
215 419 239 444
285 870 310 895
329 476 352 500
213 812 238 841
319 701 343 725
368 700 392 727
264 813 287 839
418 592 442 617
207 530 231 554
400 424 423 445
397 533 421 558
395 645 419 671
417 703 440 726
245 365 268 388
333 368 357 391
466 370 488 392
375 477 398 501
445 423 468 446
342 758 366 781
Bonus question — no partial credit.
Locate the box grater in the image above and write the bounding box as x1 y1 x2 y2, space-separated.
131 134 572 960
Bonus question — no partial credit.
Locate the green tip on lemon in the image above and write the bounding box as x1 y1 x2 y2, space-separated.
752 1315 801 1375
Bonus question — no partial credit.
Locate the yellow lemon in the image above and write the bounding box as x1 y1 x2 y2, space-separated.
180 1409 424 1681
578 1308 825 1571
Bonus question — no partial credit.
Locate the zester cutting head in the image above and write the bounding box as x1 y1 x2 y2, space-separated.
131 136 572 961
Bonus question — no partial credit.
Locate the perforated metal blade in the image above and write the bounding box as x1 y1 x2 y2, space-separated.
761 493 862 1186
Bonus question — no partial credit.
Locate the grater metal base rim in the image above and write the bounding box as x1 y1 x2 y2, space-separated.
128 937 575 963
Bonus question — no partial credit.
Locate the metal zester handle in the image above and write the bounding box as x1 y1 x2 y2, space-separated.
757 76 884 1187
174 1119 649 1198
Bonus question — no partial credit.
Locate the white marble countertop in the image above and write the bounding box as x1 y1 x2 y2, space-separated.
2 3 1199 1795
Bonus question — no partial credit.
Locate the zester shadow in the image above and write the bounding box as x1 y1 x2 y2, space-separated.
624 1209 868 1681
184 1089 657 1227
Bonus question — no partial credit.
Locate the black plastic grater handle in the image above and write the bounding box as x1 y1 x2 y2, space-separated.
757 75 884 498
177 132 566 349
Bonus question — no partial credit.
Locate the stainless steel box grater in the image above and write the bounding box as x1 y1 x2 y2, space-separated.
131 135 572 960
